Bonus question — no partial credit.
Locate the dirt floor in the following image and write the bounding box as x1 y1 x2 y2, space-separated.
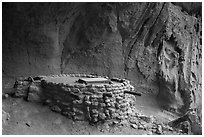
2 77 183 135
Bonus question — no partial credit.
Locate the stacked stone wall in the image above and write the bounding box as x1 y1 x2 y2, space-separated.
41 74 135 123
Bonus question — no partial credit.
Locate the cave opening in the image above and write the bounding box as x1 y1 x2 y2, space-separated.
2 2 202 135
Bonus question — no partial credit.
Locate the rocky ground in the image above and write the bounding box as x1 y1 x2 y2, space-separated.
2 77 186 135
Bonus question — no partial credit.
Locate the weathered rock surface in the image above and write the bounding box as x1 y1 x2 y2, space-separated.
168 111 202 135
3 2 202 125
157 3 202 115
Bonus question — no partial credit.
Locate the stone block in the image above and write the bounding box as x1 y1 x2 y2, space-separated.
73 100 83 105
120 103 127 108
92 117 98 123
87 112 91 121
103 92 113 97
78 95 84 100
108 108 116 114
69 74 75 77
62 107 71 112
90 98 98 102
91 101 99 107
92 113 99 118
99 103 106 108
50 105 61 113
97 98 104 103
64 88 71 92
106 103 111 107
75 74 81 77
84 101 92 106
104 84 111 88
95 85 105 88
90 94 98 99
91 109 98 114
61 110 72 118
84 95 90 101
80 87 88 92
72 88 80 93
83 92 93 95
104 99 111 103
70 93 80 100
98 113 106 120
139 115 152 123
14 88 28 97
104 110 110 118
116 115 125 120
99 88 106 92
2 93 9 99
73 114 85 121
131 124 138 129
27 92 41 102
85 106 90 113
115 103 120 109
116 96 123 102
74 108 84 115
70 111 76 116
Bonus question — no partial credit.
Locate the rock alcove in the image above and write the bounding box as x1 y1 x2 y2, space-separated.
2 2 202 135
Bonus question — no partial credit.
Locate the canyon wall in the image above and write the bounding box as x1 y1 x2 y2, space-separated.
2 2 202 115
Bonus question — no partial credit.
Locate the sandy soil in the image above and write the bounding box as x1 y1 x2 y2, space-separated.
2 77 181 135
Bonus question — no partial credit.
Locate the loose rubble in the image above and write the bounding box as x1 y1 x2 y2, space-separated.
168 110 202 134
2 93 9 99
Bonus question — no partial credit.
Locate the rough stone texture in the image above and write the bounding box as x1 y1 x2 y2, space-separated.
40 74 136 123
13 74 136 123
168 111 202 134
157 3 202 114
2 2 202 121
2 110 10 124
172 2 202 15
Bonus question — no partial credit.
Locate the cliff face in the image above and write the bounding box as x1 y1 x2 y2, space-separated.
2 2 202 115
157 4 202 114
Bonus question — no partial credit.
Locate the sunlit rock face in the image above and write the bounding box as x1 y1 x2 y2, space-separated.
2 2 202 116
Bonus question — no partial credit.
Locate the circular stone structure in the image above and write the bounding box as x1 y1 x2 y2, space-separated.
41 74 136 123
